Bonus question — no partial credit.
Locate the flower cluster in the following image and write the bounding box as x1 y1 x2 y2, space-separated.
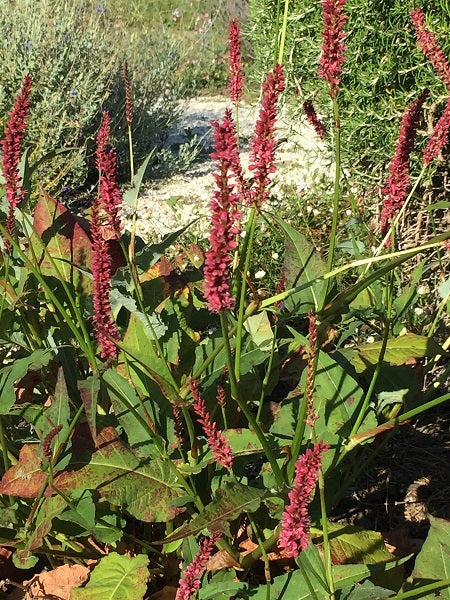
176 533 221 600
203 109 242 312
228 18 243 104
410 8 450 90
248 62 286 208
380 89 429 238
423 97 450 165
95 112 122 237
1 74 32 250
279 441 330 558
189 379 233 470
123 60 133 125
319 0 348 98
91 112 121 361
303 100 326 139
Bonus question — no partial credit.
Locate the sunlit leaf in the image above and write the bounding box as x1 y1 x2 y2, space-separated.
0 444 46 498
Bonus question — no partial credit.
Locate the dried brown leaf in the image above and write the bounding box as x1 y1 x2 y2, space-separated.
23 564 90 600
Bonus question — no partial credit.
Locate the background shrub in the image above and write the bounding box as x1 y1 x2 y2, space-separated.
0 0 184 196
247 0 450 192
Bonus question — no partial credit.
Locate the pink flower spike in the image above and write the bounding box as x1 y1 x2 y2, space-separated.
380 89 429 239
279 441 330 558
1 74 32 250
410 8 450 90
96 112 122 237
423 97 450 165
228 18 244 104
176 533 221 600
248 63 285 208
204 108 242 313
319 0 348 98
303 101 326 139
189 379 233 470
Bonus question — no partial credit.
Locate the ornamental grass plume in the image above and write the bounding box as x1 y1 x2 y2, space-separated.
1 74 32 251
91 112 121 362
410 8 450 90
228 17 243 104
422 97 450 165
319 0 348 98
189 379 233 470
176 532 222 600
279 441 330 558
380 89 429 238
203 108 242 312
95 112 122 237
248 63 285 208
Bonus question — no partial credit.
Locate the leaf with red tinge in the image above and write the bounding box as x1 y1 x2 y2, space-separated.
52 427 186 522
0 444 46 497
162 481 263 543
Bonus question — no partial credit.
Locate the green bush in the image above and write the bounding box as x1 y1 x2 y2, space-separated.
0 0 184 195
247 0 450 188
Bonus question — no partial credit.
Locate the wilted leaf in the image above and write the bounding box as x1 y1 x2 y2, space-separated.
71 552 149 599
244 312 273 350
0 444 46 497
350 334 445 373
206 549 240 572
52 427 185 522
23 564 90 599
162 482 264 543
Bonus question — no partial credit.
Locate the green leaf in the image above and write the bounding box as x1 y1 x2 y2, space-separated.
0 348 54 414
409 516 450 599
244 311 274 350
52 427 185 522
102 369 156 456
18 496 66 561
338 580 395 599
276 217 327 315
123 151 154 209
71 552 149 599
438 276 450 300
350 334 445 373
78 374 101 441
109 288 167 339
241 567 326 599
162 481 264 543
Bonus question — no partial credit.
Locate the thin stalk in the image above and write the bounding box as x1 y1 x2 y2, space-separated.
350 271 394 437
248 515 271 600
273 0 283 63
297 555 320 600
235 207 257 382
316 466 334 599
127 123 134 184
256 323 278 424
220 311 285 487
388 579 450 600
320 97 341 311
277 0 290 65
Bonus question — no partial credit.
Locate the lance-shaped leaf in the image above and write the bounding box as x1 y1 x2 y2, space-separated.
410 516 450 598
71 552 149 600
52 427 185 522
162 482 264 543
0 444 46 498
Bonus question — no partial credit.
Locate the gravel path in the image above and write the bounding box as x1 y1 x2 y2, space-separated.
123 95 331 241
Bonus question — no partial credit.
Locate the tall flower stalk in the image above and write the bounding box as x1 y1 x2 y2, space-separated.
228 18 243 106
91 112 121 362
1 74 32 252
176 533 221 600
422 97 450 166
380 89 429 239
203 109 241 313
410 8 450 90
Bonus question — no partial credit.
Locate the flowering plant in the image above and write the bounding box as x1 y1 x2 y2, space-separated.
0 3 449 599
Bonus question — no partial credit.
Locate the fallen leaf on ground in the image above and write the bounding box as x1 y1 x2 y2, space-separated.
23 564 90 600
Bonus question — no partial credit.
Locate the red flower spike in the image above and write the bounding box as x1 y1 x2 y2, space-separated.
319 0 348 98
204 108 242 313
380 89 429 238
303 100 326 139
1 74 32 250
423 97 450 165
189 379 233 470
176 533 222 600
248 63 285 208
95 112 122 237
228 18 244 104
410 8 450 90
279 441 330 558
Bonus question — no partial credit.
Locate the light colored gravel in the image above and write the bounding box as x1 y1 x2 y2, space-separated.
123 96 331 242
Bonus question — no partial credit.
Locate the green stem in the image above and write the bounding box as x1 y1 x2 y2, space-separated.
256 323 278 424
128 123 134 184
235 208 257 382
277 0 290 65
316 466 334 599
220 311 285 487
388 579 450 600
320 97 341 311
